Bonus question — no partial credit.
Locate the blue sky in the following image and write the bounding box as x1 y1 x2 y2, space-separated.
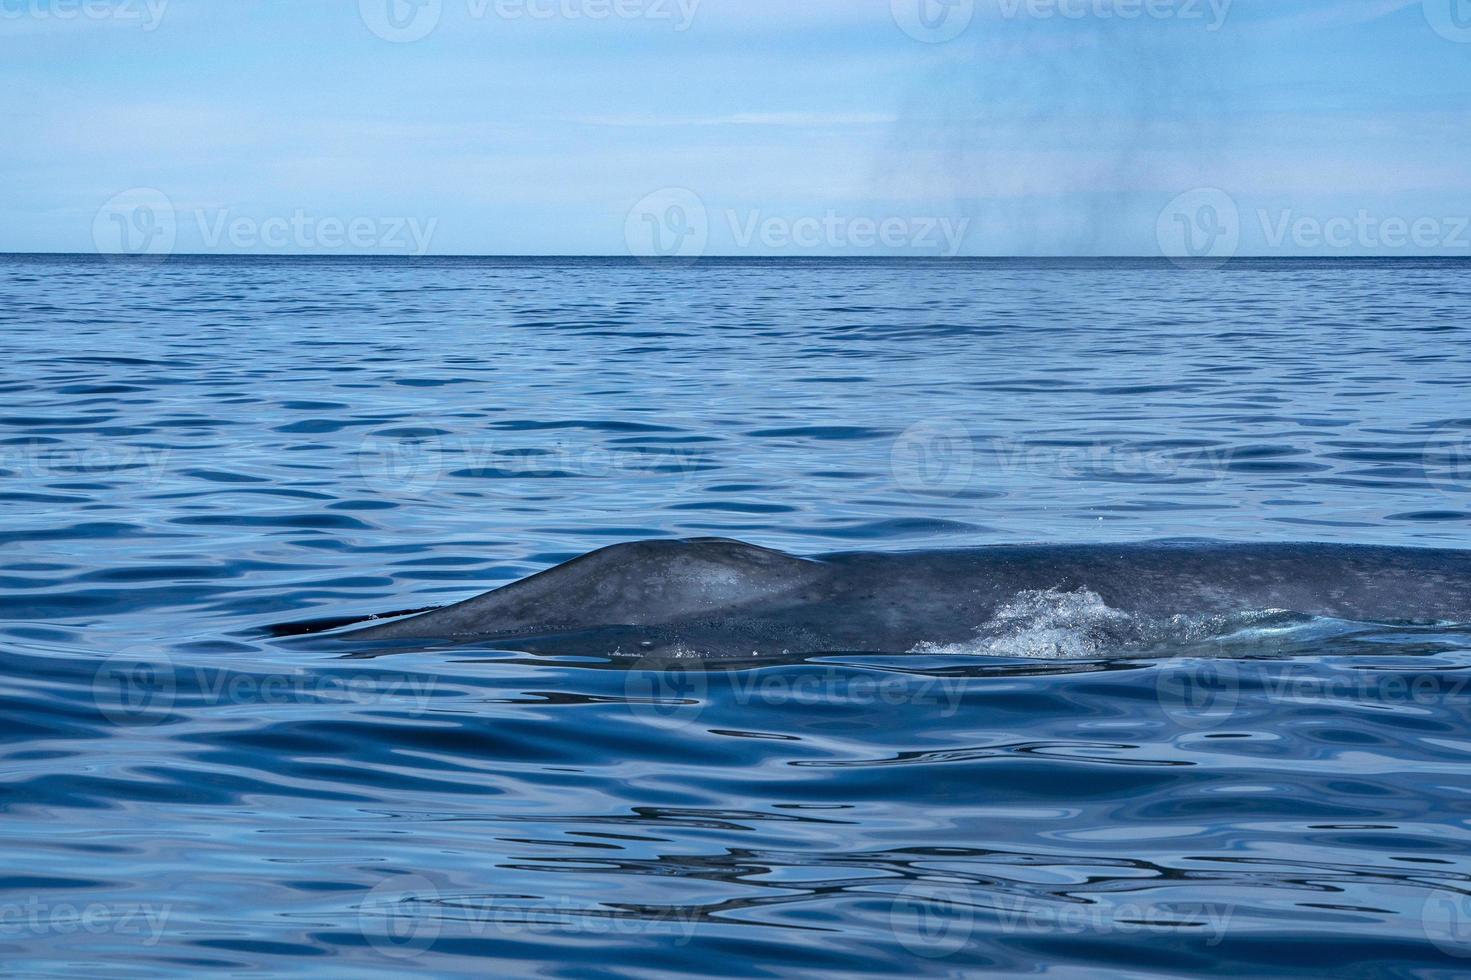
3 0 1470 256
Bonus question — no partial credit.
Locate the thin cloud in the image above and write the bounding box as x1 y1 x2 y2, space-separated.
569 111 899 128
1249 0 1421 33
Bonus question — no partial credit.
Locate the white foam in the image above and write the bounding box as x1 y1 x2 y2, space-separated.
911 589 1304 660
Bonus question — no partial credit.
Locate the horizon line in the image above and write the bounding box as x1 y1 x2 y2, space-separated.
4 252 1469 261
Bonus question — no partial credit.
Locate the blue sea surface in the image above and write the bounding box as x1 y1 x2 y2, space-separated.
2 255 1471 977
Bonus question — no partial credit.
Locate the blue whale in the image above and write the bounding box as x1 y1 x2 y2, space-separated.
348 538 1471 658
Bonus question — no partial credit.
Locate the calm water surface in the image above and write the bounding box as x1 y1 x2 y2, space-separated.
2 256 1471 976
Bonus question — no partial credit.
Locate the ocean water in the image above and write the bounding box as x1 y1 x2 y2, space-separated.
2 254 1471 977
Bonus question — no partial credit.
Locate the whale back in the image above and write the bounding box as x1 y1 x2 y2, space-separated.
348 538 1471 655
357 538 825 641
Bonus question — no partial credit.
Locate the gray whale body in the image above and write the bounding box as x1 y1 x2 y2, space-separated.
351 538 1471 657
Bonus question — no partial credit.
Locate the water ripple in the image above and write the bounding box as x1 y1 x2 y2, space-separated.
2 256 1471 975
